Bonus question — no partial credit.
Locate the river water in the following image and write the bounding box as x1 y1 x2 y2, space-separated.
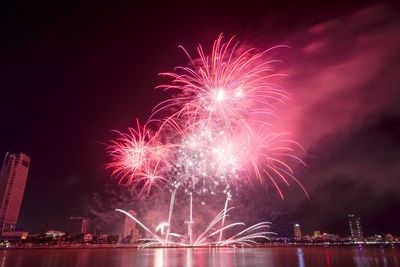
0 247 399 267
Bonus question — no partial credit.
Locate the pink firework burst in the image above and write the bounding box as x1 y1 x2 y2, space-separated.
107 34 307 198
154 34 290 131
106 119 170 194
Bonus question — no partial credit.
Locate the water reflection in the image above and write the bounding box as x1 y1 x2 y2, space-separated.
154 248 163 267
380 248 388 267
185 248 192 267
76 250 90 267
0 251 7 267
325 248 331 266
352 246 366 267
0 247 398 266
297 248 305 267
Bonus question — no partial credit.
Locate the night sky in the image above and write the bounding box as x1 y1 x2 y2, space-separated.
2 1 400 237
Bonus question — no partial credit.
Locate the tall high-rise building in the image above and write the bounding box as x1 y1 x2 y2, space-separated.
67 217 89 234
293 224 301 238
122 210 139 243
348 214 363 240
0 152 30 238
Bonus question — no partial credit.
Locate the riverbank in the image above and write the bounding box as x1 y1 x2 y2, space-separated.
2 242 399 249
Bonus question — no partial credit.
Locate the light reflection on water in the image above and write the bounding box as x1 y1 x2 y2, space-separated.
297 248 305 267
0 247 398 267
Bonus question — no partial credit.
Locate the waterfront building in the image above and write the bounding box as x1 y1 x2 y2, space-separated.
45 230 65 239
321 233 338 242
313 231 321 237
98 234 108 243
20 231 28 240
293 224 301 238
302 235 313 242
84 233 93 242
385 234 394 241
122 210 139 243
67 217 89 234
348 214 363 240
0 153 30 240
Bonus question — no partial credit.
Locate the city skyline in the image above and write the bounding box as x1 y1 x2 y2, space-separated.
1 0 400 237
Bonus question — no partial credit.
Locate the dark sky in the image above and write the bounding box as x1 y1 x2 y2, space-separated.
1 0 400 236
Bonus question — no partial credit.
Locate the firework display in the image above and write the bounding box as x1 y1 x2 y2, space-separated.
107 34 306 247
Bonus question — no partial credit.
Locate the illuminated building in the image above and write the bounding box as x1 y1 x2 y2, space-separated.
45 230 65 239
84 233 93 242
347 214 363 240
313 231 321 237
122 210 139 243
293 224 301 238
0 153 30 239
67 217 89 234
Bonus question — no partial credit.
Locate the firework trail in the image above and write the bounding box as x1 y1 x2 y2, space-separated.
107 34 307 247
116 207 275 248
